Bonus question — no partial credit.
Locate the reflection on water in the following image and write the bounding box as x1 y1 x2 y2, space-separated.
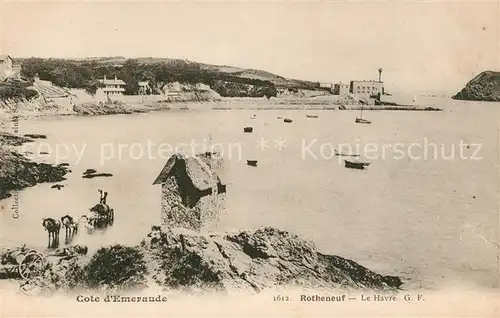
0 97 498 291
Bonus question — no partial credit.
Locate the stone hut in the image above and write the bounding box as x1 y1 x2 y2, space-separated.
153 151 227 231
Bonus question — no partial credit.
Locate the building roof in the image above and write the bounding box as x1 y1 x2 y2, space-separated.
163 81 182 92
33 79 71 98
196 151 227 184
351 80 383 83
195 83 211 91
153 152 226 190
0 54 12 61
100 79 126 85
153 153 216 191
99 76 126 86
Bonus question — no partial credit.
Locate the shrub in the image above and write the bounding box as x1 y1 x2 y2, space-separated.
82 245 148 291
0 80 38 100
159 247 221 291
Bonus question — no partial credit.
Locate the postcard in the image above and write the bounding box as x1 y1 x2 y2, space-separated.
0 0 498 317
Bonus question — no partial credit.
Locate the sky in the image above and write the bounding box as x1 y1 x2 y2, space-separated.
1 1 499 94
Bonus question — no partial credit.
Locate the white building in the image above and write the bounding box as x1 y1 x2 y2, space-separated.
138 81 150 95
163 81 182 96
0 55 13 80
333 82 350 96
98 75 126 96
349 80 383 97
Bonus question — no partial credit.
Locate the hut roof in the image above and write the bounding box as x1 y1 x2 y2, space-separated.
153 153 217 191
196 151 228 185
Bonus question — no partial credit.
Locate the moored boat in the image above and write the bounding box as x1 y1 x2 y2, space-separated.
246 160 258 167
243 127 253 133
355 102 371 124
344 159 370 170
283 118 293 123
306 115 319 119
355 117 371 124
335 149 360 157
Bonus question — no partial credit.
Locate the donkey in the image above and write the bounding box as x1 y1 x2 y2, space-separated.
42 218 61 249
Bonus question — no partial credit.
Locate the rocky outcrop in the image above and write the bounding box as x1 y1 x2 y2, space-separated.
2 227 402 296
142 227 402 294
0 96 61 113
453 71 500 101
161 82 221 102
0 132 34 146
0 148 71 199
72 101 150 115
0 132 70 200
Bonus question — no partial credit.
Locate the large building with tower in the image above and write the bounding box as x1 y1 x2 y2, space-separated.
349 80 384 97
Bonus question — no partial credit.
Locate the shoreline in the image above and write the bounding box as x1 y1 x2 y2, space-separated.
0 99 443 121
211 105 442 111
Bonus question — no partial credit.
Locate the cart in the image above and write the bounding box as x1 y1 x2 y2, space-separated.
84 207 114 232
0 246 46 280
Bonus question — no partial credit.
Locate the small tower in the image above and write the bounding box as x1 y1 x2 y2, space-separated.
377 68 384 100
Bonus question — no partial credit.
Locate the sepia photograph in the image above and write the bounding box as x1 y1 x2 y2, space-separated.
0 0 498 316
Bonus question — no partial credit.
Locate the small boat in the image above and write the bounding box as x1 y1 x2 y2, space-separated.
283 118 293 123
243 127 253 133
250 114 257 119
306 115 319 119
355 118 371 124
355 103 371 124
180 106 189 110
277 116 283 119
334 149 360 157
344 159 370 170
246 160 258 167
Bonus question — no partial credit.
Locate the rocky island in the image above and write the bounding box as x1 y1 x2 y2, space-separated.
453 71 500 101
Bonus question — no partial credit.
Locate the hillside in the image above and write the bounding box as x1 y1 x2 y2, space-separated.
83 57 317 88
453 71 500 101
14 57 318 91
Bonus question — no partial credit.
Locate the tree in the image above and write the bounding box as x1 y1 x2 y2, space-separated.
121 73 139 95
84 80 104 98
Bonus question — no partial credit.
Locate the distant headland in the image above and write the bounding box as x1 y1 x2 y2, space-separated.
453 71 500 102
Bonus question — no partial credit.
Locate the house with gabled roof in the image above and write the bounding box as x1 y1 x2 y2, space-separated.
153 151 227 231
